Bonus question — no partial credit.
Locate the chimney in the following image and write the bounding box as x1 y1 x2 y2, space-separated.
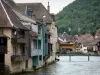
47 1 50 13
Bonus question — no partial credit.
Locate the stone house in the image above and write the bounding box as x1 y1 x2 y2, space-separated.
17 2 58 65
0 0 38 73
76 34 98 54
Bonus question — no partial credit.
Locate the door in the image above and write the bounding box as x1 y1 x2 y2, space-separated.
0 54 4 72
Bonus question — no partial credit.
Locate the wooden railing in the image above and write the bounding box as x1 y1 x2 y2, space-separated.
11 36 27 44
11 55 27 63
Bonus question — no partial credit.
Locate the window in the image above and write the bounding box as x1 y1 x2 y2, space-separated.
28 8 33 17
22 44 25 56
38 40 41 49
38 26 41 34
25 60 28 68
13 45 18 55
33 40 37 49
19 31 25 38
39 55 42 60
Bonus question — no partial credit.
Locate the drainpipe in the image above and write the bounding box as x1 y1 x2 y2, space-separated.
42 16 47 65
42 16 46 56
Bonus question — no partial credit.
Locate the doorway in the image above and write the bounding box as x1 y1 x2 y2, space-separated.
0 54 4 72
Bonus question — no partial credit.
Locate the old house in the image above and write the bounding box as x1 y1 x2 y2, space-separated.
0 0 38 73
58 34 76 54
76 34 98 54
17 2 58 65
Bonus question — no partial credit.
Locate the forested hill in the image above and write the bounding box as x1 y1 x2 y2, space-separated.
56 0 100 35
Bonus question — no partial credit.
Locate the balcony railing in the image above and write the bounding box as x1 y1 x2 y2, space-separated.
17 38 27 43
11 55 27 62
31 49 43 56
11 35 27 44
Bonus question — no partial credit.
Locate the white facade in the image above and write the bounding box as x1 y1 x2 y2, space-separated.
80 44 88 53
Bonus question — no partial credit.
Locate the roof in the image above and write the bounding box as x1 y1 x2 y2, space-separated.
58 34 77 43
1 0 28 30
17 3 53 23
76 34 95 44
13 10 36 24
3 0 18 9
87 39 99 46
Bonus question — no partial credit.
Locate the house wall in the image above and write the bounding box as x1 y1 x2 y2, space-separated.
0 5 34 73
31 24 38 33
46 22 58 64
31 25 43 67
4 28 33 73
4 28 12 71
80 44 88 53
11 58 33 73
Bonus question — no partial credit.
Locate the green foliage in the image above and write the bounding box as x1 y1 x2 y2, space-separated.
56 0 100 35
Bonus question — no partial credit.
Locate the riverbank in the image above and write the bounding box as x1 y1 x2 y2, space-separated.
8 56 100 75
59 52 100 56
11 60 57 75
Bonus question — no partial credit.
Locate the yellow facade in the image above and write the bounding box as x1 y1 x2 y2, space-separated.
60 44 76 49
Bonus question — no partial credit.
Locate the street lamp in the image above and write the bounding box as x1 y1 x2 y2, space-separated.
14 30 18 55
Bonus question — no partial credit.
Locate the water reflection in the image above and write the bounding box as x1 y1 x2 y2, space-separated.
19 56 100 75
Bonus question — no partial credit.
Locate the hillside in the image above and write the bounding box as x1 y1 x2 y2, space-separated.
56 0 100 35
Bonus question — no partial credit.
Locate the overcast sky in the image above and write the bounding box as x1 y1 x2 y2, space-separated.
14 0 75 14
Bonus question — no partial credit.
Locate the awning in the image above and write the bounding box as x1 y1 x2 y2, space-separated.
0 34 10 39
30 31 38 37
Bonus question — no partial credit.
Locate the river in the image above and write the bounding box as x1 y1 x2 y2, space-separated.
18 56 100 75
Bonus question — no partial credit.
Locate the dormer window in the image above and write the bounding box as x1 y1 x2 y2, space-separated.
28 8 34 18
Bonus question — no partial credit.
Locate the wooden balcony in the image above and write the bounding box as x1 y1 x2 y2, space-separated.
17 38 27 43
11 55 27 63
11 37 27 44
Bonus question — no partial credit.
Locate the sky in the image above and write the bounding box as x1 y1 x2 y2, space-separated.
14 0 75 14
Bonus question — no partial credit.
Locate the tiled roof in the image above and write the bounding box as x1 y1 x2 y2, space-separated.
3 0 19 10
87 39 99 46
13 10 36 24
76 34 95 44
1 0 28 30
58 34 77 43
17 3 53 23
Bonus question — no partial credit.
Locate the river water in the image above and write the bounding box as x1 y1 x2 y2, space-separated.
19 56 100 75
